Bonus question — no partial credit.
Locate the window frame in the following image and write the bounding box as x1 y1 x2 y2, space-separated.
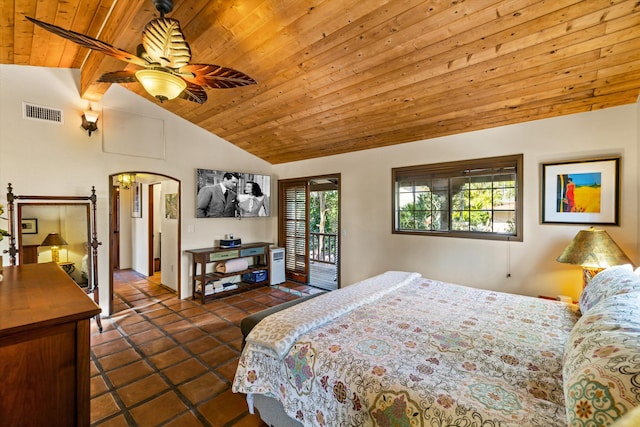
392 154 523 241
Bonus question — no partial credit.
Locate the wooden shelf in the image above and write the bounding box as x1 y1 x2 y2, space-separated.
186 243 271 304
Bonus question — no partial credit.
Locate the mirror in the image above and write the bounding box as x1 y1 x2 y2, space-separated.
4 184 102 332
18 203 91 286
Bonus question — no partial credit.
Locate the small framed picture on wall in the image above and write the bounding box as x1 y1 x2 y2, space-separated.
21 218 38 234
131 182 142 218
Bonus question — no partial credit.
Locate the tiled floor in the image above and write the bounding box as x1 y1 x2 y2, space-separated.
90 270 322 426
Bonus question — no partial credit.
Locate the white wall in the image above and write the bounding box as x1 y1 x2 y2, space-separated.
274 104 640 301
0 65 275 309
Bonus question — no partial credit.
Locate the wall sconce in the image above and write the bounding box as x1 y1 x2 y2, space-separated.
81 105 99 136
40 233 68 263
556 227 633 288
117 174 136 190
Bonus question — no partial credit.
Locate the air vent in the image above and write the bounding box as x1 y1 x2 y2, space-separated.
22 102 64 124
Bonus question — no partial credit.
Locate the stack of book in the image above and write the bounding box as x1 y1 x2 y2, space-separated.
198 280 239 295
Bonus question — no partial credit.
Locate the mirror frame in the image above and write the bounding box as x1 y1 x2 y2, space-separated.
4 182 101 291
18 202 91 281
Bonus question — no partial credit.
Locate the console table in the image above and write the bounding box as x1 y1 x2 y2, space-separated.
0 262 101 427
186 242 271 303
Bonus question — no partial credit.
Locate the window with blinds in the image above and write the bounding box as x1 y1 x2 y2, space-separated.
392 154 523 241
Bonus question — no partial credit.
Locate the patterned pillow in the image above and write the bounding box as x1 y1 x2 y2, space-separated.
578 265 638 313
564 292 640 426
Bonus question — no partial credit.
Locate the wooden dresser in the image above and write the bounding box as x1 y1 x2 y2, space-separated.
0 262 101 427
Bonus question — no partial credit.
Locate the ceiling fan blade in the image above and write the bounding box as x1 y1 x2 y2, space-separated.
26 16 150 68
180 64 257 89
179 82 208 104
98 70 138 84
142 18 191 69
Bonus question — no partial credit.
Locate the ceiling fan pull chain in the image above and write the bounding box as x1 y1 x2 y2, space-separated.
152 0 174 17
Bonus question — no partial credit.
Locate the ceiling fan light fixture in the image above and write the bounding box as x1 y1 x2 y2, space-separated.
135 69 186 102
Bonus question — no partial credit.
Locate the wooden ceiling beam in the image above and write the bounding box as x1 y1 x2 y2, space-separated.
79 0 150 101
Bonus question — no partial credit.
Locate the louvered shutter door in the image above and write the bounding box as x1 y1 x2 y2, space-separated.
279 180 308 283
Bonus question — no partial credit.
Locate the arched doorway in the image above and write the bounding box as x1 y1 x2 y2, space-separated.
108 172 181 315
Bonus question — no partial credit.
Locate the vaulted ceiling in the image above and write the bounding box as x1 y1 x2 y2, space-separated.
2 1 640 164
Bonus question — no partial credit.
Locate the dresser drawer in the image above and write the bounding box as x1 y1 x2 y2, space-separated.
209 250 239 261
240 247 265 257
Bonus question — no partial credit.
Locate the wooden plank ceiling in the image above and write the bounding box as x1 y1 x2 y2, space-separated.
2 0 640 164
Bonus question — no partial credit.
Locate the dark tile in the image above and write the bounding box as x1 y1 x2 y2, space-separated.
129 392 189 426
148 347 191 370
91 375 109 398
137 336 178 357
184 336 222 355
171 327 208 344
92 337 132 358
162 411 207 427
116 374 169 407
178 372 227 405
200 345 239 369
163 358 208 385
128 328 166 346
106 360 155 388
90 392 121 424
198 389 250 426
98 348 142 371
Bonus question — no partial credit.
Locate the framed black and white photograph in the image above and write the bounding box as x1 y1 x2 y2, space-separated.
131 182 142 218
21 218 38 234
541 157 620 225
196 168 271 218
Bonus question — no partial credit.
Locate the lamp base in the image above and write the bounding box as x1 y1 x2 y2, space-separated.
582 267 604 288
51 247 60 263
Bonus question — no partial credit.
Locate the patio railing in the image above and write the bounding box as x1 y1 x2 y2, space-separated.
309 232 338 265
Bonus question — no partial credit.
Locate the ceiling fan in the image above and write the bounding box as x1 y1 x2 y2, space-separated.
27 0 256 104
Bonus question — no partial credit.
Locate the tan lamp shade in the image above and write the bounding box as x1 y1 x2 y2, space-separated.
556 227 632 269
557 227 632 287
40 233 68 263
41 233 68 247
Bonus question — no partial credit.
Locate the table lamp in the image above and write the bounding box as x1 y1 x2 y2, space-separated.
40 233 68 263
556 227 632 288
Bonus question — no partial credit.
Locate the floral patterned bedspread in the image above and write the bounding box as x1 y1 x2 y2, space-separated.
233 274 581 427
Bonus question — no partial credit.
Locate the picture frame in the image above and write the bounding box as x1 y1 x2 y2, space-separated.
131 182 142 218
21 218 38 234
165 193 178 219
541 157 620 225
196 168 271 218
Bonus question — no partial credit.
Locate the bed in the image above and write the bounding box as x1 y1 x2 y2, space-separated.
232 269 640 427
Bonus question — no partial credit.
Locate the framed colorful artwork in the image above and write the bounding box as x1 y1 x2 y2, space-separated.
541 157 620 225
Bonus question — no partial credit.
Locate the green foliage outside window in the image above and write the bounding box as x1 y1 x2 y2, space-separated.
393 155 522 241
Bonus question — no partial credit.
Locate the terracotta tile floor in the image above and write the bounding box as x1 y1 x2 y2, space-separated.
90 270 322 426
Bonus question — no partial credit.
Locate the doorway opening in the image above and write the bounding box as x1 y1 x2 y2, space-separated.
278 174 340 291
108 172 181 315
